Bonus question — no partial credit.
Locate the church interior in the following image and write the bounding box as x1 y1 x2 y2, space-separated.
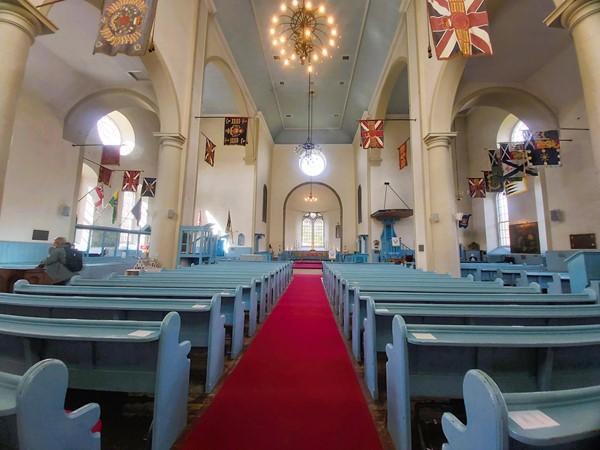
1 0 600 449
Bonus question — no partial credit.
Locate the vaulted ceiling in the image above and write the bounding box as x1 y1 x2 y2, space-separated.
23 0 572 146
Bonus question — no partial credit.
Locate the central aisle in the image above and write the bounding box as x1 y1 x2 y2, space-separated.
179 274 383 450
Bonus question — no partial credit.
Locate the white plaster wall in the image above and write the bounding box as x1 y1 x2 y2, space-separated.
368 120 415 250
197 118 255 248
0 92 79 242
270 144 356 253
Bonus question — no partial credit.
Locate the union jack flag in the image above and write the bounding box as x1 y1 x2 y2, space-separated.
468 177 486 198
122 170 140 192
427 0 493 60
204 137 216 166
359 120 384 149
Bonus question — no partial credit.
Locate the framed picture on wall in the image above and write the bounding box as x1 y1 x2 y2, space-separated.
509 222 541 254
570 233 597 249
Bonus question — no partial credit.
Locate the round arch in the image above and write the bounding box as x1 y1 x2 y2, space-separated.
371 57 409 119
454 86 558 130
282 182 343 251
204 56 251 116
63 89 158 144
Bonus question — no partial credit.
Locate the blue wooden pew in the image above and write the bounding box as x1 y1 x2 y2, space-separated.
0 291 227 388
351 287 596 363
363 296 600 400
385 316 600 450
13 279 242 358
343 281 542 340
443 369 600 450
0 359 101 450
0 312 191 450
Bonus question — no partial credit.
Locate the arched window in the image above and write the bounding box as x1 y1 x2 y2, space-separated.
496 192 510 247
95 111 146 231
301 212 324 249
511 120 529 143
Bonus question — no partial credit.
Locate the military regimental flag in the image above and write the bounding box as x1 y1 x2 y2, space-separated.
398 139 409 170
225 210 233 241
359 120 384 149
458 214 472 229
504 177 528 197
483 170 503 192
204 137 216 166
108 190 119 224
98 165 113 186
94 0 158 56
101 145 121 166
224 117 248 146
468 177 486 198
141 177 156 197
525 130 561 167
427 0 493 60
93 184 105 209
131 198 143 225
122 170 140 192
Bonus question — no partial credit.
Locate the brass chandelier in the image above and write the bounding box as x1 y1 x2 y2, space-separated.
270 1 338 70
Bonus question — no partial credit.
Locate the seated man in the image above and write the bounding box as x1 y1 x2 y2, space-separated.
38 237 79 285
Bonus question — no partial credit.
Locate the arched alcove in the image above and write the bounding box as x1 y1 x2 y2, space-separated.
282 182 343 254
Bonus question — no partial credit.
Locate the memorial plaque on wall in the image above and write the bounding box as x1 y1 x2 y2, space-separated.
509 222 541 254
570 233 596 249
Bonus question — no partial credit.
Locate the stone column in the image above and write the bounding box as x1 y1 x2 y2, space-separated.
152 133 185 268
0 1 55 211
546 0 600 170
424 133 460 276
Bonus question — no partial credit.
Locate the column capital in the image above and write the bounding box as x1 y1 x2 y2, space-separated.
0 0 57 41
423 132 458 149
545 0 600 30
153 132 186 147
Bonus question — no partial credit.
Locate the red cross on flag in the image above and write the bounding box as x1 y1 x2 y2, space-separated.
359 120 384 149
427 0 493 60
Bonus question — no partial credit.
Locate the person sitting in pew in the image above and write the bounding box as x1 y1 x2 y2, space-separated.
37 237 79 285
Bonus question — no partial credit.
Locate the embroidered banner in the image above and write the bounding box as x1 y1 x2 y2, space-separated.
101 145 121 166
359 120 384 149
504 177 528 197
93 0 158 56
525 130 561 167
224 117 248 146
398 139 408 170
98 165 113 186
427 0 493 60
482 170 503 192
122 170 140 192
141 177 156 197
468 177 486 198
204 137 216 166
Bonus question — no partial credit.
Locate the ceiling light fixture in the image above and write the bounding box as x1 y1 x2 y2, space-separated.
270 1 338 70
305 177 318 203
296 71 326 177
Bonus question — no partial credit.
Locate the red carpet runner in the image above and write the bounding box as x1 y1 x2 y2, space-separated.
179 274 383 450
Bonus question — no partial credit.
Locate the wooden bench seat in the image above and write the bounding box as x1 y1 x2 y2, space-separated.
443 369 600 450
0 312 190 450
350 288 597 362
0 359 101 449
341 281 542 334
0 291 227 387
363 298 600 400
13 279 242 356
385 316 600 450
